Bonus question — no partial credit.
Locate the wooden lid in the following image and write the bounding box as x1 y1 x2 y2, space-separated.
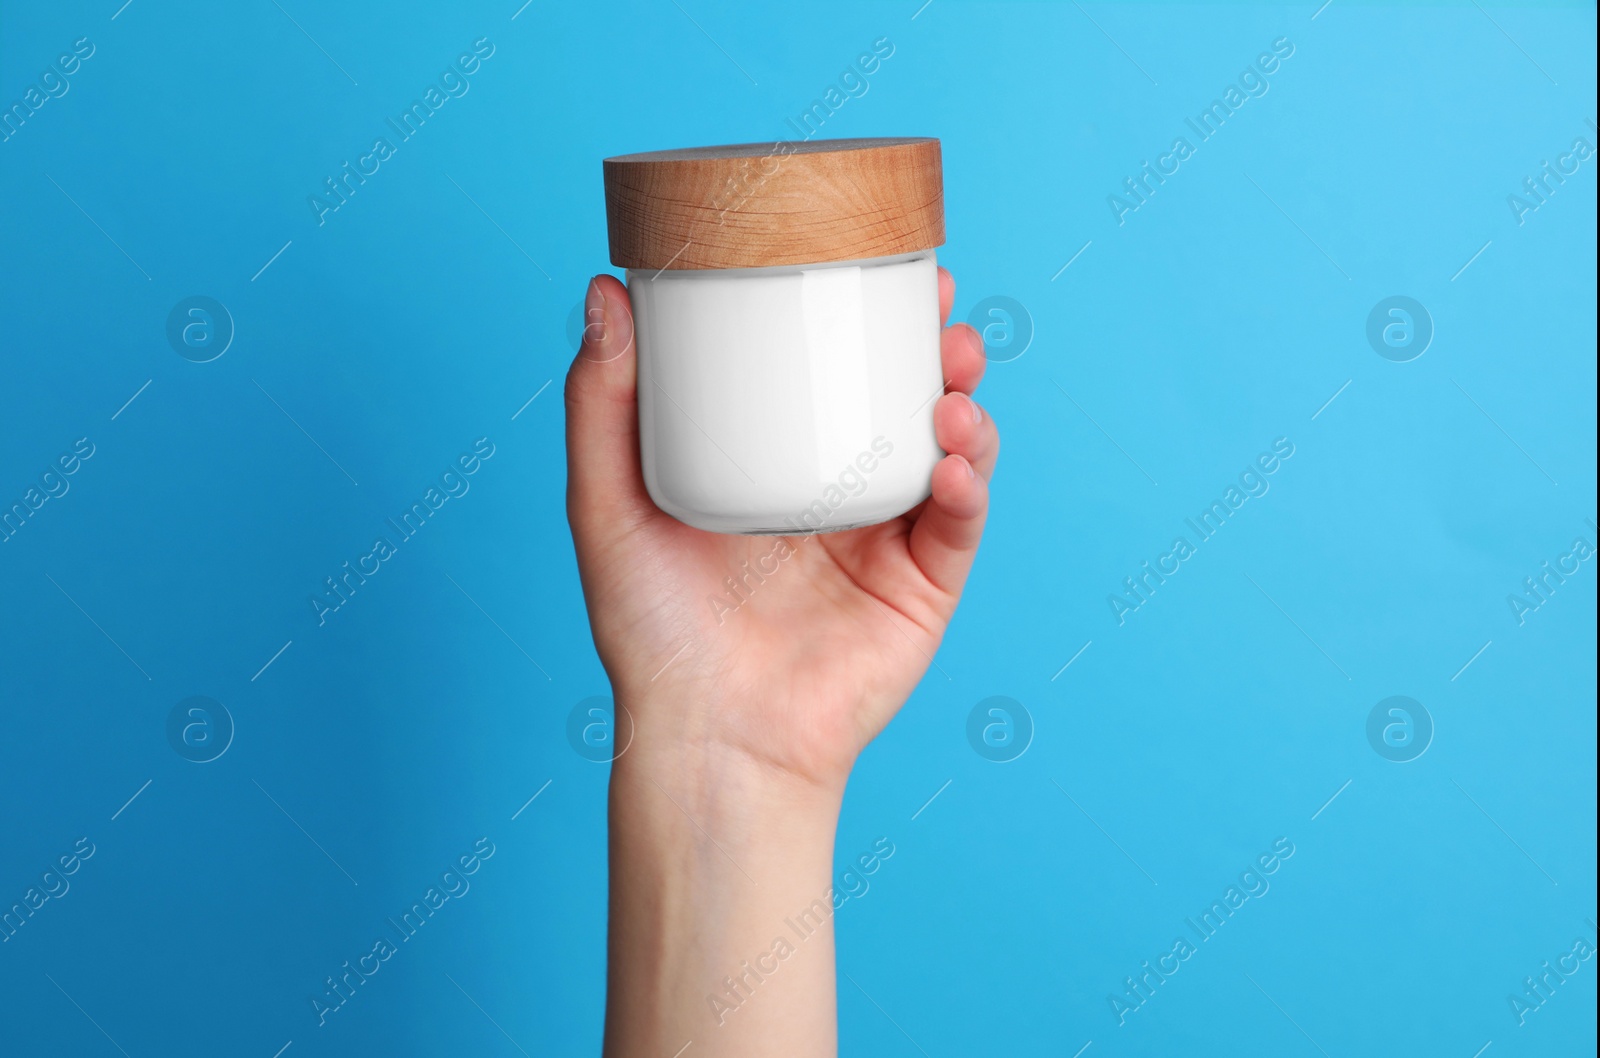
603 137 943 271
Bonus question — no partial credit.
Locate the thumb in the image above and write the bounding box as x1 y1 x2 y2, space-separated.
564 274 653 536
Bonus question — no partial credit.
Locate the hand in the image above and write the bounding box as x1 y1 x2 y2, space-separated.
565 266 999 792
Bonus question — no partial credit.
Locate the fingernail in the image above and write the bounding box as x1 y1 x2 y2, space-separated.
968 395 982 424
583 277 607 346
603 279 634 361
963 457 975 479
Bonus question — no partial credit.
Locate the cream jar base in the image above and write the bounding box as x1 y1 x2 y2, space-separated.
646 483 935 537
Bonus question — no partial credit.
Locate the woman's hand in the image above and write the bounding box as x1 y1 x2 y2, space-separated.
566 266 998 793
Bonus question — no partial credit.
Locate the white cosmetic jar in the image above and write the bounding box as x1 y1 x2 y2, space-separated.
603 138 948 535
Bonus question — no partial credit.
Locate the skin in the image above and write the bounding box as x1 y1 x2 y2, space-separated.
565 266 999 1057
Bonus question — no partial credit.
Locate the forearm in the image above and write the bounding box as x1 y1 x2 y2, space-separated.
603 727 846 1058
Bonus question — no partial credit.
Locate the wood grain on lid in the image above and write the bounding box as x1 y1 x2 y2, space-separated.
603 137 944 270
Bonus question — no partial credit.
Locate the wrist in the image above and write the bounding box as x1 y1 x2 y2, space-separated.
610 686 857 804
610 730 846 848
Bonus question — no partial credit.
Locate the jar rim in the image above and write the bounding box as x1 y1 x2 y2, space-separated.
624 249 936 282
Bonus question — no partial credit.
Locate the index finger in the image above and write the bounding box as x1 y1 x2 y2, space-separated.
938 266 954 325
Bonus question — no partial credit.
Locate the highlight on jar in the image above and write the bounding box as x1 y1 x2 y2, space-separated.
601 137 950 535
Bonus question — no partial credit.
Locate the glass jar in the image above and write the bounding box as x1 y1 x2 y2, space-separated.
603 138 947 535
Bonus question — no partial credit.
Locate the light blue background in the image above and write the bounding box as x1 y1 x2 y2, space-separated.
2 1 1594 1056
